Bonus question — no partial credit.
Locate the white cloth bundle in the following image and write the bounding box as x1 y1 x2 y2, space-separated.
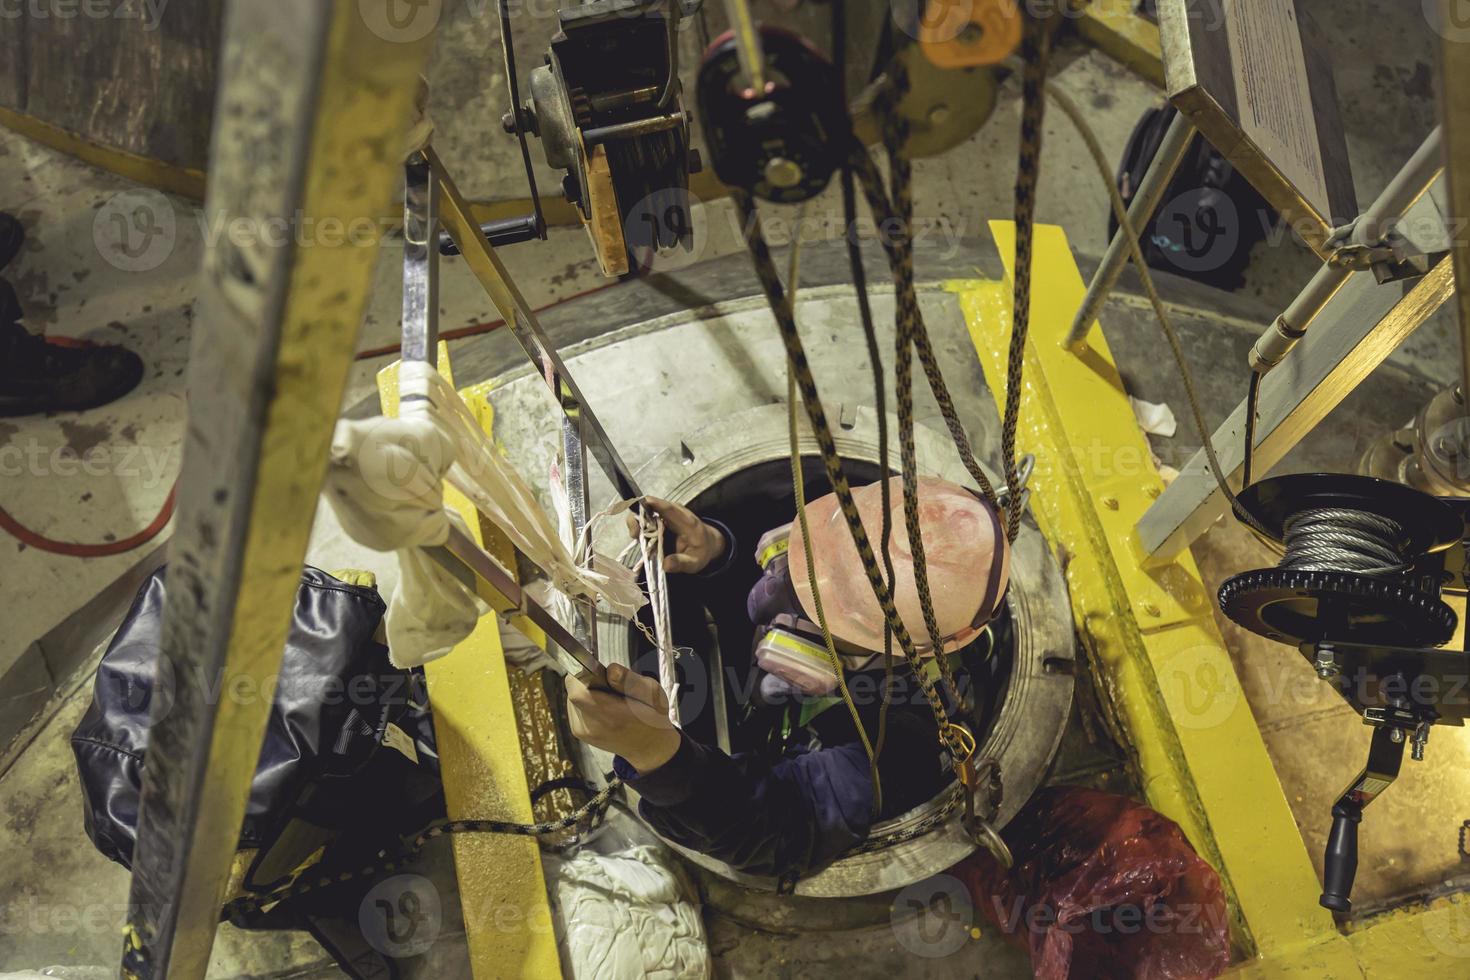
324 361 644 666
551 844 711 980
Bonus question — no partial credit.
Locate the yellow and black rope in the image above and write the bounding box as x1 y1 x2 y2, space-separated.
733 188 966 756
999 13 1055 541
733 9 1058 775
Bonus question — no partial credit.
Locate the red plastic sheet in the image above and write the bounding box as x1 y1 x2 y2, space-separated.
955 787 1231 979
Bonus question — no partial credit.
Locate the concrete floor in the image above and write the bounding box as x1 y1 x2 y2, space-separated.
1 2 1465 976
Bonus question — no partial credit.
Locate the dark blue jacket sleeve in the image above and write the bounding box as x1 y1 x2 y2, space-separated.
614 734 875 879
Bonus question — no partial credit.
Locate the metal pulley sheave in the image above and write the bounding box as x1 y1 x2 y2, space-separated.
696 25 851 203
510 0 698 277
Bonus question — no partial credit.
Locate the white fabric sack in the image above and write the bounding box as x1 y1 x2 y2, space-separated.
324 413 482 666
399 362 645 618
552 844 711 980
324 362 644 667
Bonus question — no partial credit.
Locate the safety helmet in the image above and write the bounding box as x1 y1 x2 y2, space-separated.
787 476 1010 655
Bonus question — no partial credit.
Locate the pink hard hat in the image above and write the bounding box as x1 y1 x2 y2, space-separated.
788 476 1010 655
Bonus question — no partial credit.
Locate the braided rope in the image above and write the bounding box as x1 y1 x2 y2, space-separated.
733 188 963 753
782 208 883 811
830 0 899 767
1000 14 1055 542
869 54 966 712
844 148 1003 515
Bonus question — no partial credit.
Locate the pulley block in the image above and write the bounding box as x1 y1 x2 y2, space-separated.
696 26 849 203
917 0 1023 70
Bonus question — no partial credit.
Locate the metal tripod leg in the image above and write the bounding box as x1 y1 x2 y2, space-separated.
120 4 435 977
1064 110 1195 349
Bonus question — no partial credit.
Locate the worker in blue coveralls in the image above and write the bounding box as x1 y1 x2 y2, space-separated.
567 475 1011 884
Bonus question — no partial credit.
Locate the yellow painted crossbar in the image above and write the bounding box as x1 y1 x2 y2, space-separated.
379 347 561 979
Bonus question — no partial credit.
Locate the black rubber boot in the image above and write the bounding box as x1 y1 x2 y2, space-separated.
0 213 22 272
0 279 145 417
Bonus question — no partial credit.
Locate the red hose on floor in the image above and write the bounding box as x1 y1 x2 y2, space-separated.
2 276 618 555
0 481 177 557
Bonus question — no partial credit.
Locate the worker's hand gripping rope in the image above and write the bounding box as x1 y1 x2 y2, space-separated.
635 503 682 725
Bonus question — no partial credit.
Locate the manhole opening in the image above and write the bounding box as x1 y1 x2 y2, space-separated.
659 455 1016 806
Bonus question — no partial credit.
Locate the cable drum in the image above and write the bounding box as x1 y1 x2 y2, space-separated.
1218 475 1461 649
1278 508 1411 578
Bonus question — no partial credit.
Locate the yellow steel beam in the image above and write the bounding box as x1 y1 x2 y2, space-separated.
0 106 208 200
378 347 561 979
1075 0 1165 90
956 221 1350 967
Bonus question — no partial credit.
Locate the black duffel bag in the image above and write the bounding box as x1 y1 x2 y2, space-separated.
71 565 446 977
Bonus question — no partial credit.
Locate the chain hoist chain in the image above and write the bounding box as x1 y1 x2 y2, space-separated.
216 779 622 921
845 791 964 856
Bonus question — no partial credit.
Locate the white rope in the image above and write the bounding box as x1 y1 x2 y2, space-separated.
635 504 680 725
397 360 646 618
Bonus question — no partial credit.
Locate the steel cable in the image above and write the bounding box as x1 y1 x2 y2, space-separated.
1280 509 1409 577
1044 81 1272 539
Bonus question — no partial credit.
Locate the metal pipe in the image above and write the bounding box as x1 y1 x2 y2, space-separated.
1248 263 1350 372
1249 127 1444 373
1355 126 1444 247
722 0 767 93
122 3 436 975
1065 110 1196 349
437 214 541 255
402 155 439 362
582 111 685 145
1441 5 1470 418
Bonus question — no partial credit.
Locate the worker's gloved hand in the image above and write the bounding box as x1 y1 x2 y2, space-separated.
626 496 726 574
567 663 681 774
